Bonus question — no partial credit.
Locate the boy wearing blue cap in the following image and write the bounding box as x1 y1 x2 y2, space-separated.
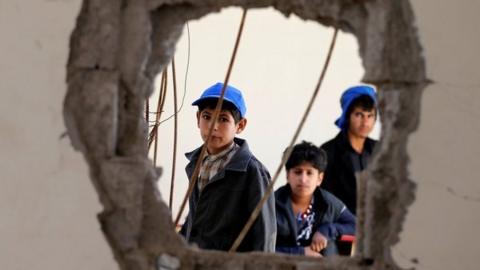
320 85 378 214
181 82 276 252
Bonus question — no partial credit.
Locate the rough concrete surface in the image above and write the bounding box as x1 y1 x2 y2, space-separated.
63 0 427 269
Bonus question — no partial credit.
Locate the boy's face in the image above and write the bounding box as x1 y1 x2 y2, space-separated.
287 162 323 198
197 108 246 155
348 106 376 139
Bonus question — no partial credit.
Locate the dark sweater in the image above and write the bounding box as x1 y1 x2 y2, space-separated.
320 131 377 214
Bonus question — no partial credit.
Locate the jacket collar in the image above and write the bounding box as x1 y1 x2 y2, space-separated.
276 184 327 211
185 137 251 172
275 184 329 241
337 131 375 154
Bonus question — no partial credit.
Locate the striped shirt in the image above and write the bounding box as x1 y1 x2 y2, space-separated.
198 142 239 191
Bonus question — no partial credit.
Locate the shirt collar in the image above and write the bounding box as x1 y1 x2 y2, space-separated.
205 142 236 161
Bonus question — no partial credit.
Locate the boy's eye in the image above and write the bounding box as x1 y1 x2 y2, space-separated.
202 114 211 120
293 169 303 175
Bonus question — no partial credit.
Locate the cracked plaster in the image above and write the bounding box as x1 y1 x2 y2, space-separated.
63 0 427 269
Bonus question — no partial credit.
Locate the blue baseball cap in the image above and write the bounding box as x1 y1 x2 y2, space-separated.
335 85 377 130
192 82 247 118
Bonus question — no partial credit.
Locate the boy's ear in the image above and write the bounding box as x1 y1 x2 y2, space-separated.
317 172 324 186
235 118 247 134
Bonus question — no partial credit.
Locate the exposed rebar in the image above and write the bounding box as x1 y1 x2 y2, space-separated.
229 27 339 252
153 69 168 165
174 9 248 227
169 57 179 212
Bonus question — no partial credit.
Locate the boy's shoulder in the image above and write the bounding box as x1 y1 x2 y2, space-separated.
318 188 336 199
245 151 266 169
317 188 346 210
274 185 290 200
320 131 344 150
365 136 378 151
229 138 270 178
185 144 203 161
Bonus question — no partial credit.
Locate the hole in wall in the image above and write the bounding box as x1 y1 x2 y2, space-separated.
64 1 427 269
149 6 380 237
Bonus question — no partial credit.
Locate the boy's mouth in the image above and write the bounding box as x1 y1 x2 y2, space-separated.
209 136 222 141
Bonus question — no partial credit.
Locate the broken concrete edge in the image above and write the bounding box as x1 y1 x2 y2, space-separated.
357 84 425 261
64 0 427 269
155 247 375 270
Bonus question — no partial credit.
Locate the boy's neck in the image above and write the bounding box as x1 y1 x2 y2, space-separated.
347 132 366 154
206 141 235 156
290 193 313 206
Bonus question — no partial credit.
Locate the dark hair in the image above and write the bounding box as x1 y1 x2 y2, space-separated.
345 95 377 127
284 141 327 172
196 98 242 123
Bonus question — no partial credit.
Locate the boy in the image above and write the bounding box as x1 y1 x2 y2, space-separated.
320 85 378 214
275 141 356 256
181 82 276 252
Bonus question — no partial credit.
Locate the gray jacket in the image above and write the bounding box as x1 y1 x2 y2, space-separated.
181 138 276 252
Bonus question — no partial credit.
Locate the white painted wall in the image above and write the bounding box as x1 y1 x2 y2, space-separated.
0 1 117 269
393 1 480 269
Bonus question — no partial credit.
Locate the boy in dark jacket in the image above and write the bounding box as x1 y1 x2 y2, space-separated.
320 85 378 214
275 141 355 257
180 82 276 252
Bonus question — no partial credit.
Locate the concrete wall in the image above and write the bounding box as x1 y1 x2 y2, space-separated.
0 1 117 269
0 0 478 269
393 1 480 269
